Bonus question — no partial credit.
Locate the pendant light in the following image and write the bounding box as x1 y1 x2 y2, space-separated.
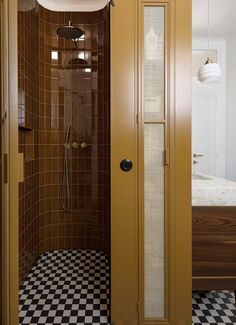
198 0 221 84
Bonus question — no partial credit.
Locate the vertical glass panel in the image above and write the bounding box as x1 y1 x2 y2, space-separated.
144 7 165 121
144 124 165 318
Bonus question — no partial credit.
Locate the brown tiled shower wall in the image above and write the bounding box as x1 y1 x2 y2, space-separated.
18 1 110 284
18 2 40 282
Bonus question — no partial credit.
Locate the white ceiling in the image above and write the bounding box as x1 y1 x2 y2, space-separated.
37 0 109 12
193 0 236 39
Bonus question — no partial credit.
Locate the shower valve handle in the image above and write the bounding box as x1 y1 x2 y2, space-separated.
72 142 88 149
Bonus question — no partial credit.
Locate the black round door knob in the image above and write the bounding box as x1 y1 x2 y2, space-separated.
120 159 133 172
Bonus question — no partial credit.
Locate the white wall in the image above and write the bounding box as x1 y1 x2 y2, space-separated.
225 36 236 181
192 38 226 178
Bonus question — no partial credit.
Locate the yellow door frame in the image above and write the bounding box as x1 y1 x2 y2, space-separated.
1 0 192 324
1 0 19 324
169 0 192 323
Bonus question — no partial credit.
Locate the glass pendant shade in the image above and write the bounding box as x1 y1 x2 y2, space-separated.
198 58 221 84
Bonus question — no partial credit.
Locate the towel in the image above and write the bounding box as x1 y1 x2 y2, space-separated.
37 0 110 12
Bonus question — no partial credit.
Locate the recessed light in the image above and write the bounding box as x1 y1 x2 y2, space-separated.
79 52 85 60
51 51 58 61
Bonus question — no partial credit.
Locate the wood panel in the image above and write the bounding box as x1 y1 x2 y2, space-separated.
193 277 236 291
193 207 236 235
193 207 236 290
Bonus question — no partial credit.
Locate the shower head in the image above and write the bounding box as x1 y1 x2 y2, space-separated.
57 21 84 40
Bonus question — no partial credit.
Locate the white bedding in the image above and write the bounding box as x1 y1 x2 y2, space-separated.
192 173 236 206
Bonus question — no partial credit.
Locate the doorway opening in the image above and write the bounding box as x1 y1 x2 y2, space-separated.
17 1 111 324
192 0 236 324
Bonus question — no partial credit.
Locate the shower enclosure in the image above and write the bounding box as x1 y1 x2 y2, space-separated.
17 2 111 323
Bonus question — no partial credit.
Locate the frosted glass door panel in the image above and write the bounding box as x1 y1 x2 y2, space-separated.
144 7 165 121
144 124 165 318
143 5 166 320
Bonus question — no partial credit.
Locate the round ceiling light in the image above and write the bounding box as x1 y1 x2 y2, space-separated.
198 58 221 84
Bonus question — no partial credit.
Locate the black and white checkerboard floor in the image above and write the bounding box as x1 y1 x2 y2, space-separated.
19 250 236 325
192 291 236 324
19 250 110 325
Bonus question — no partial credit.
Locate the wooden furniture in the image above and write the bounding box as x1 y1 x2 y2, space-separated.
192 206 236 298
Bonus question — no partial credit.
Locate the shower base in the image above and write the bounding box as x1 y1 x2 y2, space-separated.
19 250 110 325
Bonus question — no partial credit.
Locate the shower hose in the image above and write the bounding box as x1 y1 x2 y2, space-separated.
62 125 71 212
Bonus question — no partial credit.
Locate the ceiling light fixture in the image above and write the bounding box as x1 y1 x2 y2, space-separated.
198 0 221 84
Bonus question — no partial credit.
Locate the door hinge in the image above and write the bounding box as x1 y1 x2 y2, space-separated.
1 108 7 124
164 148 170 166
136 114 139 124
137 301 140 313
3 153 8 184
18 153 24 183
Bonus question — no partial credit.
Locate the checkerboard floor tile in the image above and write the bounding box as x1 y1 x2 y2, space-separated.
192 291 236 325
19 250 110 325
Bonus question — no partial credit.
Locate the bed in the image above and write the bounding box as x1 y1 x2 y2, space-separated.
192 173 236 298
